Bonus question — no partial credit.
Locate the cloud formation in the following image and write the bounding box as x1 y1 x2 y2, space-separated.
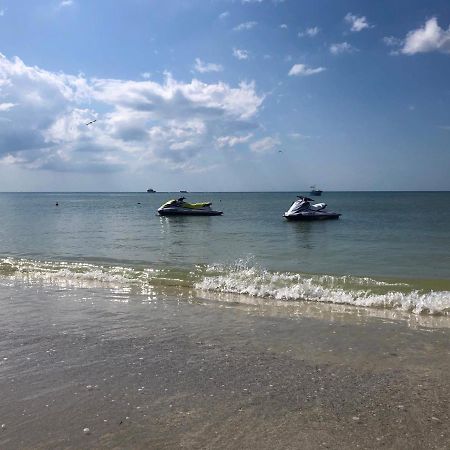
401 17 450 55
330 42 356 55
216 134 253 148
288 64 325 76
59 0 74 7
344 13 372 32
234 21 258 31
0 53 264 172
298 27 320 38
250 136 280 153
194 58 223 73
233 48 249 60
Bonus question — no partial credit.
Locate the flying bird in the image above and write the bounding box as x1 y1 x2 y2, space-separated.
85 119 97 126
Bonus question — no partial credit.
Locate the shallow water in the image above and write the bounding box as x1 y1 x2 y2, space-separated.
0 281 448 449
0 192 449 315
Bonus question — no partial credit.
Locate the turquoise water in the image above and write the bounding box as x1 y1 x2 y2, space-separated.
0 192 449 314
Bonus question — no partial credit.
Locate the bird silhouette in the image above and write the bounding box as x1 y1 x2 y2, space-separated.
85 119 97 126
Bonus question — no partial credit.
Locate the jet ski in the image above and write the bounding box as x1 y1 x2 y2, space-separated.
157 197 223 216
284 196 341 221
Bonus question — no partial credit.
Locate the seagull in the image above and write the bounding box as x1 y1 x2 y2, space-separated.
85 119 97 126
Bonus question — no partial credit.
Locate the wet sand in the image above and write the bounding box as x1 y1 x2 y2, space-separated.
0 282 449 449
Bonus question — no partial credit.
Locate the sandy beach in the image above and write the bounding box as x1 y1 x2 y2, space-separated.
0 282 448 449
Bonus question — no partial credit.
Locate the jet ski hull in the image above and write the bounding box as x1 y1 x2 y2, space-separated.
158 207 223 216
284 212 341 221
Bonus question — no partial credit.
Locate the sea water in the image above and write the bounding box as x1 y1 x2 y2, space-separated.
0 192 449 315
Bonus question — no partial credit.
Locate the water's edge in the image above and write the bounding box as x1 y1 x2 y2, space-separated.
1 256 449 316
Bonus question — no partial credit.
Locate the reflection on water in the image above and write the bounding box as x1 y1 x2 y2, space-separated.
287 220 317 250
159 216 216 262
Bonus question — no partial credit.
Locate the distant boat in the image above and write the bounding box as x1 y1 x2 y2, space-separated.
180 190 188 193
310 186 323 196
146 188 156 193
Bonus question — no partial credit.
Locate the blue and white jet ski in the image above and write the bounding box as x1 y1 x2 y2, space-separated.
157 197 223 216
284 196 341 221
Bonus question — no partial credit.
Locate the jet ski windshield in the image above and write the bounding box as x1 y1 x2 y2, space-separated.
288 197 311 214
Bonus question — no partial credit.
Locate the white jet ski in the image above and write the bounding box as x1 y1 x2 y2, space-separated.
157 197 223 216
284 196 341 221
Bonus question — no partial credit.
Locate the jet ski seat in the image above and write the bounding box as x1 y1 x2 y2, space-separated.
181 201 212 209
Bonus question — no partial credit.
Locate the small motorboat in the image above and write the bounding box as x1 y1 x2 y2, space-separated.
157 197 223 216
310 185 323 196
284 196 341 221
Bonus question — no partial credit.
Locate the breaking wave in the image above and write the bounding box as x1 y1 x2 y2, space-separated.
195 261 450 316
1 256 449 316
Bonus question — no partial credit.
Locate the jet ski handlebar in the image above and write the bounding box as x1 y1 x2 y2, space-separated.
297 196 314 202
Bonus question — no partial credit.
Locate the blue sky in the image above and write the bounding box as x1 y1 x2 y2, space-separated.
0 0 449 191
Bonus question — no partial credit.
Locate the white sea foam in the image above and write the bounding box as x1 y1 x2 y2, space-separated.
0 257 153 290
195 264 450 316
1 257 449 316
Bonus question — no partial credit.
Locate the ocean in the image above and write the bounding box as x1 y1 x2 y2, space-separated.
1 191 450 448
0 191 449 316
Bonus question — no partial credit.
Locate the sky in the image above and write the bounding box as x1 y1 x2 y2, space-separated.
0 0 449 192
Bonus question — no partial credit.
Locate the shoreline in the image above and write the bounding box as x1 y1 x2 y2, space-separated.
1 256 449 317
0 282 449 449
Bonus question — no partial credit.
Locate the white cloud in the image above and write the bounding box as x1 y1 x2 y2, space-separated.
59 0 74 7
194 58 223 73
0 102 15 111
242 0 263 3
216 134 253 148
0 53 264 172
250 136 280 153
0 8 6 16
233 48 249 60
344 13 372 32
383 36 402 47
234 21 257 31
298 27 320 38
289 132 310 140
382 36 404 55
280 24 288 29
401 17 450 55
219 11 229 20
330 42 356 55
140 72 152 79
288 64 326 76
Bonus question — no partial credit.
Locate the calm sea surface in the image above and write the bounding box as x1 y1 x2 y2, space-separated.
0 192 449 315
